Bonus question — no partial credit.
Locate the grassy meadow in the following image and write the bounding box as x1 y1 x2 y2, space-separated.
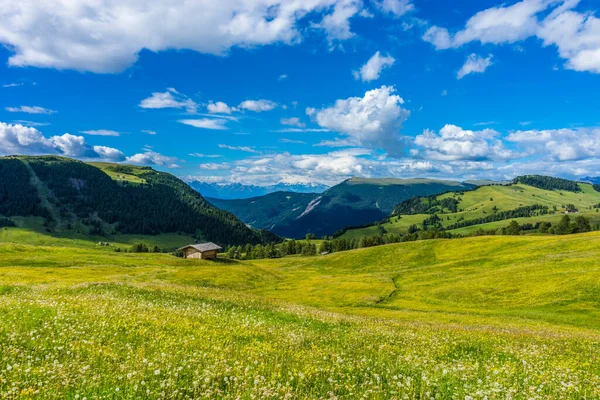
340 182 600 239
2 230 600 398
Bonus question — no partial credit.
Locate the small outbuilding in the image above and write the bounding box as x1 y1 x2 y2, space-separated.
179 242 223 260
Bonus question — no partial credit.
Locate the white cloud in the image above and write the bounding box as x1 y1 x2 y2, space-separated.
413 124 512 161
373 0 414 17
2 83 23 88
506 128 600 161
189 148 450 186
424 0 552 50
0 0 367 73
0 121 183 167
207 101 233 114
238 99 278 112
353 51 395 82
314 137 358 147
278 74 288 81
142 130 157 135
126 151 181 168
423 0 600 74
280 138 307 144
218 144 260 153
92 146 126 161
0 122 123 160
537 7 600 74
80 129 121 137
308 85 410 156
139 89 197 113
179 118 229 130
274 128 331 133
5 106 56 115
280 117 306 128
441 90 448 96
316 0 363 43
199 163 231 170
12 120 51 127
457 54 494 79
190 153 222 158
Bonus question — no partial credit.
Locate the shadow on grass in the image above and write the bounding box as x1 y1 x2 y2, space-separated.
210 257 241 265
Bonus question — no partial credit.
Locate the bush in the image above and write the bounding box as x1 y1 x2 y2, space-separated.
130 243 149 253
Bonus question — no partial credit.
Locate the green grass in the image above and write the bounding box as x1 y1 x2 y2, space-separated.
0 216 195 251
341 182 600 239
87 162 148 184
2 231 600 397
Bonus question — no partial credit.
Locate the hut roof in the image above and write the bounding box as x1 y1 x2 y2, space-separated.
179 242 223 252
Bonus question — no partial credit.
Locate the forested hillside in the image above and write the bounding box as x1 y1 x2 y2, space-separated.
0 156 278 246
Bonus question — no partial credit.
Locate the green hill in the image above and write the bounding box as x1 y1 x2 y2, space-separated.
0 156 278 246
2 232 600 397
212 177 474 238
340 178 600 239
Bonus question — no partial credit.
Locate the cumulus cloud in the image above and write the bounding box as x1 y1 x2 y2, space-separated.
373 0 414 17
142 130 157 135
457 54 494 79
423 0 600 74
92 146 126 161
413 124 512 161
0 122 123 160
537 7 600 73
0 0 367 73
179 119 229 130
506 128 600 161
126 151 181 168
5 106 56 115
207 101 233 114
308 85 410 156
139 89 197 113
316 0 363 43
188 148 449 186
353 51 395 82
0 122 187 167
238 99 278 112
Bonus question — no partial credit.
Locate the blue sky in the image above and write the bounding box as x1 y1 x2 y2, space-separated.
0 0 599 186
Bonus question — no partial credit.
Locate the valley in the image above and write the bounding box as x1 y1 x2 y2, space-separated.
210 177 475 238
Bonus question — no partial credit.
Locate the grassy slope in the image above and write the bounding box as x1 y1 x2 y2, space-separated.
340 182 600 239
87 162 148 184
0 216 195 250
2 233 600 397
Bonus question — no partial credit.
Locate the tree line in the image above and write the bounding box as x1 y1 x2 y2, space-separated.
471 215 592 236
513 175 581 192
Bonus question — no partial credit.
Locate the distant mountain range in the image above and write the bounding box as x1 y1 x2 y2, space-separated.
208 177 475 238
188 181 329 199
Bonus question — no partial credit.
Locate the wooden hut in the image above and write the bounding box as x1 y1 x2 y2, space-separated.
179 242 223 260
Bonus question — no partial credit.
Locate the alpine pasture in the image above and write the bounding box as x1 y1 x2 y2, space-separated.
2 231 600 398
